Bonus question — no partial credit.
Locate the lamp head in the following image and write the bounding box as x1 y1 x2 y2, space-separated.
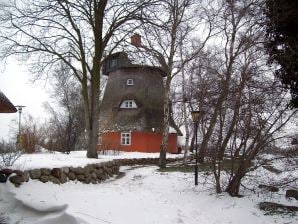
191 111 202 122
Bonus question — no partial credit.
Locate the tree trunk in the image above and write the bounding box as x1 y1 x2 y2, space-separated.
86 125 99 158
182 97 190 164
215 173 222 193
159 76 171 168
159 96 170 168
225 175 242 197
225 167 245 197
82 67 101 159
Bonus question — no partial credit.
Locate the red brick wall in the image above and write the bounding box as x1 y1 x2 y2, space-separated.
98 131 178 153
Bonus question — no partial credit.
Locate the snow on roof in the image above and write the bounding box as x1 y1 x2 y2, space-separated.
169 126 177 133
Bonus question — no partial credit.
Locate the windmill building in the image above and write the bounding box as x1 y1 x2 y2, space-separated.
97 51 182 153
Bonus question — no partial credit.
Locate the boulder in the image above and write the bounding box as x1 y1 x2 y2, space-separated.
84 165 93 173
39 175 50 183
91 179 98 184
84 176 91 184
51 168 62 179
61 167 70 174
9 175 25 187
67 172 76 181
76 174 85 182
40 168 50 176
83 168 91 178
95 169 103 179
105 168 113 177
72 167 84 175
91 172 97 179
60 173 68 184
49 175 60 184
0 173 7 183
286 189 298 200
29 169 41 179
23 171 30 182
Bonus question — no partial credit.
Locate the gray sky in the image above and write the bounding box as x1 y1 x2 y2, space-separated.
0 58 50 141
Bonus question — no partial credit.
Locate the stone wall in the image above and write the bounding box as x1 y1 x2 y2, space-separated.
5 161 119 187
1 157 182 187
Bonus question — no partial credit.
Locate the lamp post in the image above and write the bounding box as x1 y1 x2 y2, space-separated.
191 110 202 186
15 105 25 148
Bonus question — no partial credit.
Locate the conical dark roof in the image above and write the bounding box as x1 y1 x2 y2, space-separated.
98 52 182 136
0 90 17 113
99 66 165 133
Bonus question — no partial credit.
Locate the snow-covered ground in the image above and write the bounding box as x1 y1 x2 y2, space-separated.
0 151 297 224
8 150 182 171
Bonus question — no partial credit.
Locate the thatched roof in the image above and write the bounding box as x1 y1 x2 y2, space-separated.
98 65 182 136
0 90 17 113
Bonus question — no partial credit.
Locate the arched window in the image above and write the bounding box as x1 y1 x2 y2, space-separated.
120 100 137 109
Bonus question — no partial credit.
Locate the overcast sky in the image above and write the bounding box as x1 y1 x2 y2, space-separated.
0 58 50 141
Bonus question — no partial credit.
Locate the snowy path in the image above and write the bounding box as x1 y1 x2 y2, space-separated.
2 165 295 224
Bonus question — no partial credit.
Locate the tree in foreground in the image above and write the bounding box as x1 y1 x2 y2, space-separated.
265 0 298 108
0 0 150 158
43 64 86 153
185 0 297 196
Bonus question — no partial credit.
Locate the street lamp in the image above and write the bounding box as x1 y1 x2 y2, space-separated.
191 110 202 186
15 105 25 148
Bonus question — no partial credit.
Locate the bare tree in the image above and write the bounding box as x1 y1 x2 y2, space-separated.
13 114 46 153
43 63 85 152
131 0 215 167
186 0 297 195
0 0 151 158
197 0 266 163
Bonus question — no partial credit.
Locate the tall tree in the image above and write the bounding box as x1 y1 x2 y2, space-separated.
197 0 266 163
265 0 298 108
185 0 297 195
0 0 151 158
132 0 214 167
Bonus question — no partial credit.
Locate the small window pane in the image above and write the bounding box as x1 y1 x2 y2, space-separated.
120 100 137 109
127 79 134 86
121 132 131 145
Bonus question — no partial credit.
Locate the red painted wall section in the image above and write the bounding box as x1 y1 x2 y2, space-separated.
98 132 178 153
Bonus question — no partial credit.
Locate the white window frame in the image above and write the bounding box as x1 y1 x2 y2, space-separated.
120 100 137 109
127 79 134 86
98 134 102 145
121 132 131 145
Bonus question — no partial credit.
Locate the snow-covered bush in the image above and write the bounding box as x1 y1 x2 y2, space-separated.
0 140 22 168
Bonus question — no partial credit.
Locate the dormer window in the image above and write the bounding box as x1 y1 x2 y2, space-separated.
120 100 137 109
127 79 134 86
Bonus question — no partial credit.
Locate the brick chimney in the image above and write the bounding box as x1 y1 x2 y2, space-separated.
131 33 141 47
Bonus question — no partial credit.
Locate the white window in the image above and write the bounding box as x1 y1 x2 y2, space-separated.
98 134 102 145
121 132 131 145
120 100 137 109
127 79 134 86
